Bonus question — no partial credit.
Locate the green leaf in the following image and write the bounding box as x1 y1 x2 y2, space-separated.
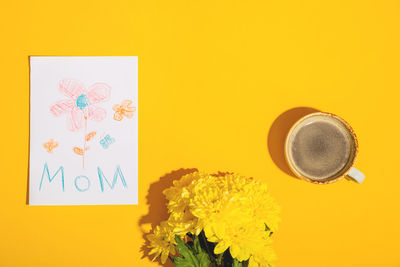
174 256 197 267
174 235 200 267
233 258 242 267
173 235 211 267
193 235 202 255
197 252 211 267
194 235 211 267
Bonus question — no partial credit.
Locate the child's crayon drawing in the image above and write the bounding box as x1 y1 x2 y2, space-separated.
85 131 97 141
43 139 59 153
113 99 136 121
29 56 138 205
50 79 111 168
99 134 115 149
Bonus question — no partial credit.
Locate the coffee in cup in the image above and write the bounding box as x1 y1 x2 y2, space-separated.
285 112 364 184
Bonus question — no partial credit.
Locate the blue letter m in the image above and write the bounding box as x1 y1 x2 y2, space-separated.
39 163 65 191
97 165 128 192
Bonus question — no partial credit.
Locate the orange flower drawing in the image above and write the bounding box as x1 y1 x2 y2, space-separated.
113 99 136 121
43 139 59 153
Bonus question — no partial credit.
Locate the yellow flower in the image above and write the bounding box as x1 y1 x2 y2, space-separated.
163 172 198 214
203 192 266 261
189 173 280 264
248 237 277 267
189 173 226 220
146 221 176 264
147 171 280 266
163 172 207 236
167 209 201 236
250 184 280 232
211 220 266 261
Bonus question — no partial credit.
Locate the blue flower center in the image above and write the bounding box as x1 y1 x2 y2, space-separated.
76 94 89 109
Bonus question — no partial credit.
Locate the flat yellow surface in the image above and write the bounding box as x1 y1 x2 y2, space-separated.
1 0 399 266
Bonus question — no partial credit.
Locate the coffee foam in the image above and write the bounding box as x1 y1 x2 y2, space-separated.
286 115 356 181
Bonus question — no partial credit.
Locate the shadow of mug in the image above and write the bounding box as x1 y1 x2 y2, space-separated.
267 107 320 178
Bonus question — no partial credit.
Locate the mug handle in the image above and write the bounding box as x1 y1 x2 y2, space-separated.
346 167 365 183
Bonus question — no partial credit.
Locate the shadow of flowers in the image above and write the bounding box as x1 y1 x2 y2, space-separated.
139 168 198 266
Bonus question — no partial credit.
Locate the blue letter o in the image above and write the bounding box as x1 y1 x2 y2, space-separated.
74 175 91 192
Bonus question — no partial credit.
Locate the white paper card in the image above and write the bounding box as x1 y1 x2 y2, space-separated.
29 57 138 205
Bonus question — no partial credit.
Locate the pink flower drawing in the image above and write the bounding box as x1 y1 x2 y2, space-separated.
50 79 111 168
50 79 111 131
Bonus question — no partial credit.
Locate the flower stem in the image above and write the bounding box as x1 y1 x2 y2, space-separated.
83 116 87 169
233 259 242 267
216 253 223 267
199 231 217 266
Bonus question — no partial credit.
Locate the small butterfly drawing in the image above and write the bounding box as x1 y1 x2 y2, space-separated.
43 139 59 153
99 134 115 149
113 99 136 121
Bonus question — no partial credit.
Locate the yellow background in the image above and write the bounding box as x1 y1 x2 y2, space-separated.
1 0 400 266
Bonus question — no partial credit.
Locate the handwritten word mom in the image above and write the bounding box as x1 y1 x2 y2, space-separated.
39 163 127 192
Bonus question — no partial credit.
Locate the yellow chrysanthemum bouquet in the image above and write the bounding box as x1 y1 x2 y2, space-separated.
147 172 280 267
